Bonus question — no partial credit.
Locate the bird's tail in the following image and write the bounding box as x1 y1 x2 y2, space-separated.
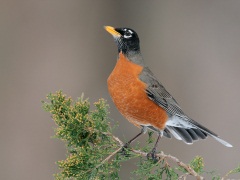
204 131 232 147
189 118 233 147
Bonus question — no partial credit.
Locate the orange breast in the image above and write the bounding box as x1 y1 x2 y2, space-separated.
107 52 168 130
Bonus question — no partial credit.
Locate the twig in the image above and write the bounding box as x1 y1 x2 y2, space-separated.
111 134 204 180
221 169 233 180
94 147 122 170
111 134 124 146
96 132 204 179
178 173 189 180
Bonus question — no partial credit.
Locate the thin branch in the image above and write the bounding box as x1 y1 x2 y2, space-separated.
95 147 122 170
178 173 189 180
111 134 124 146
221 168 236 180
111 134 204 180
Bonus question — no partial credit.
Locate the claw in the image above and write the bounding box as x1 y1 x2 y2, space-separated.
119 143 131 157
147 148 159 162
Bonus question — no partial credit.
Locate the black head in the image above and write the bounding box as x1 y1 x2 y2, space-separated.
105 26 140 54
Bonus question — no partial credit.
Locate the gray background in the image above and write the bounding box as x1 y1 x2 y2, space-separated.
1 1 240 179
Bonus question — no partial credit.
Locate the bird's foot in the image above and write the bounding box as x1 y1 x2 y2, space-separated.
119 143 131 157
147 148 159 162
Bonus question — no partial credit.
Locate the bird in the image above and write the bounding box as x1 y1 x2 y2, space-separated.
104 26 232 158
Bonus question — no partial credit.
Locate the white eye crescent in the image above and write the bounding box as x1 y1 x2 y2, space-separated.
128 30 133 34
124 34 132 38
123 30 133 38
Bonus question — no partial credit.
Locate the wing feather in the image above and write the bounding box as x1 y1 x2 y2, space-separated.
139 67 232 147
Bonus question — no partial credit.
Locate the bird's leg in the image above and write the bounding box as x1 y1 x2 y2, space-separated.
147 132 162 161
122 126 147 153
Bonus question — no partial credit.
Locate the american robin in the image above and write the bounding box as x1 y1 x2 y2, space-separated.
104 26 232 157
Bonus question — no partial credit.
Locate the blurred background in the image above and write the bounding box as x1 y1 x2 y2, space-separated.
1 0 240 179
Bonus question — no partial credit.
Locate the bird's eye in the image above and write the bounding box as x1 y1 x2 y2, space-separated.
124 31 132 39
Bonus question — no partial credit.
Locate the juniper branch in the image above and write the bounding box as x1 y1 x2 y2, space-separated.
42 91 239 180
110 134 204 180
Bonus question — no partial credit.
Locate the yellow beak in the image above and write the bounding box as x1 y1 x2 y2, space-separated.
104 26 121 37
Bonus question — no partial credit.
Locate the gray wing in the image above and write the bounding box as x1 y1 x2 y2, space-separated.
139 67 232 147
139 67 185 116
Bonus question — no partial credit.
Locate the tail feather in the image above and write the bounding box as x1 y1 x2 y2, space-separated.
163 128 172 138
186 129 199 141
189 118 233 147
192 129 207 139
165 125 233 147
210 135 233 147
147 116 233 147
166 126 182 141
166 126 195 144
166 126 207 144
173 127 193 144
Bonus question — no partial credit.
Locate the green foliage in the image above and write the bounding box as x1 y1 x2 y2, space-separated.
133 131 179 179
133 157 178 180
42 91 120 179
43 91 239 180
190 156 204 174
177 156 204 175
225 164 240 177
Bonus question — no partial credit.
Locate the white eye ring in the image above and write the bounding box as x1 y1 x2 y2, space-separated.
124 34 132 38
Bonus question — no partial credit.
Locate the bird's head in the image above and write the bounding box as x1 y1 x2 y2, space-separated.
105 26 140 54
